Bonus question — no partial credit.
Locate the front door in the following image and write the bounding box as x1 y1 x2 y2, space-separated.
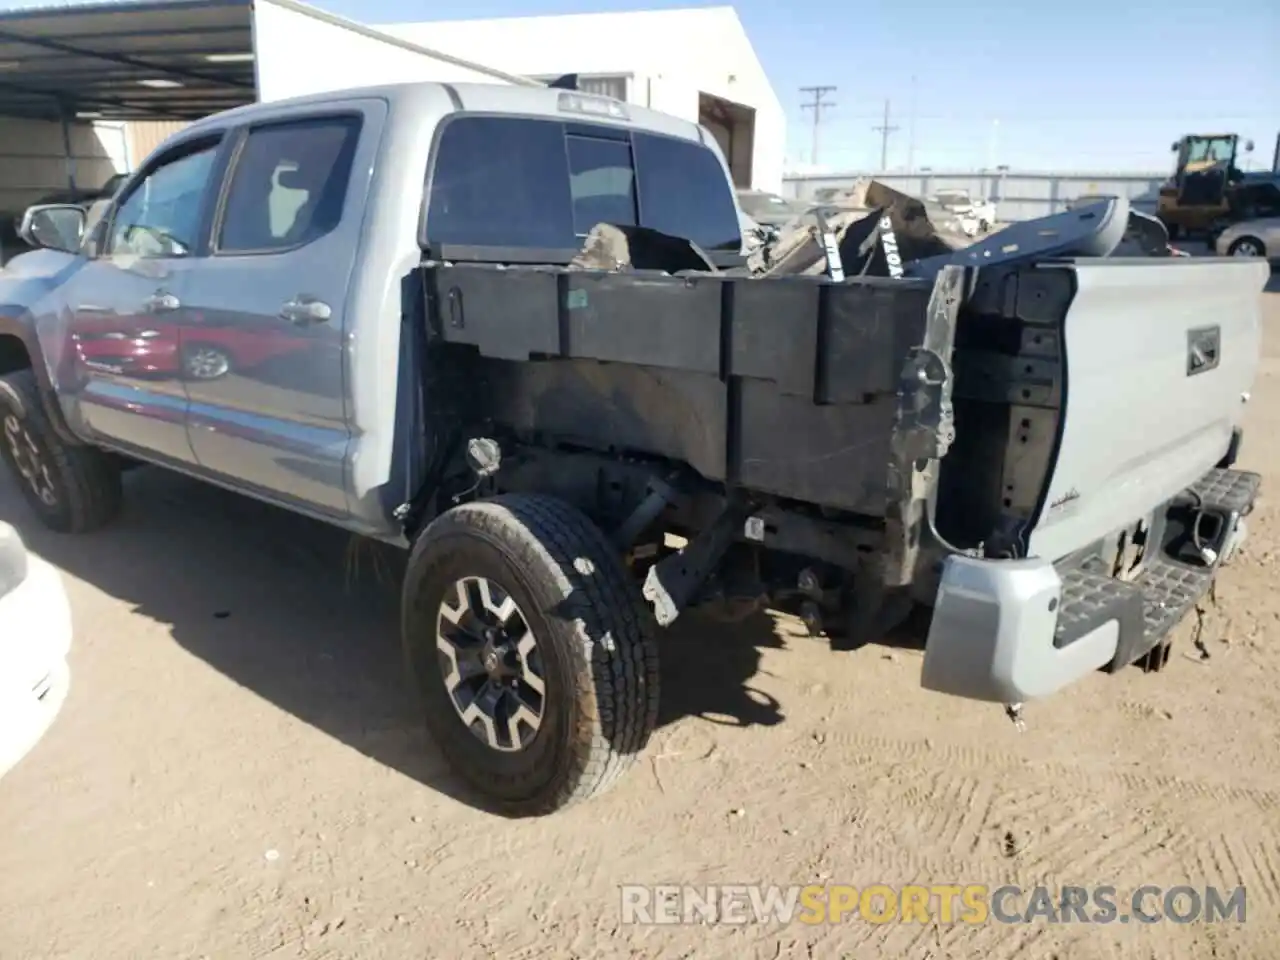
180 105 380 516
61 136 225 464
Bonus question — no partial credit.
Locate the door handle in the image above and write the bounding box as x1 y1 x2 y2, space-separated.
143 291 181 312
280 297 332 325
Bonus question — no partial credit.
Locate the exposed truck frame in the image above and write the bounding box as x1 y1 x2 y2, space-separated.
410 250 1260 690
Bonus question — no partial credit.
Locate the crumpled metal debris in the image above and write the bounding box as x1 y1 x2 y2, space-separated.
746 206 867 276
569 222 718 273
1113 208 1178 257
566 181 1172 283
748 180 968 279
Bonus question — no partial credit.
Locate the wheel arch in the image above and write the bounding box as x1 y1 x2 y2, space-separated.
0 311 84 446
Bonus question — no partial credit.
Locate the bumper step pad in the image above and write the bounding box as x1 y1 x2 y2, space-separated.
1053 468 1260 673
1184 466 1260 515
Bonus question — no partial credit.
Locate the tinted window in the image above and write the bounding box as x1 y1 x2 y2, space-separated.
217 115 361 254
426 117 573 249
566 135 636 234
108 143 219 258
425 116 742 254
633 133 742 251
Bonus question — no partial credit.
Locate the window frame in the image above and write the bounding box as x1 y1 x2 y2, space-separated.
629 129 745 257
419 112 743 267
208 110 365 259
565 132 640 235
95 131 230 261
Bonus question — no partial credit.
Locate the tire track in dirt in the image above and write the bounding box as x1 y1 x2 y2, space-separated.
1183 832 1280 913
886 770 1003 862
810 736 1280 954
816 730 1280 813
844 765 1221 884
814 904 1062 960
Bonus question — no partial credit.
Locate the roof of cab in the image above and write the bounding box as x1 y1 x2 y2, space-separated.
184 80 708 145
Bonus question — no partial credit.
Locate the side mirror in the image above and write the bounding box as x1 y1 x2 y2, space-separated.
1244 140 1255 153
1170 141 1180 152
18 203 86 253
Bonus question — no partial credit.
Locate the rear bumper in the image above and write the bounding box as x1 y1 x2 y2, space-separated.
921 467 1259 703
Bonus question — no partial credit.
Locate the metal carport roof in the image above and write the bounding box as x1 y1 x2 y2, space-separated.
0 0 543 123
0 0 256 121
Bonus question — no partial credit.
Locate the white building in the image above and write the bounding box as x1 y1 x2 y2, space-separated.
384 7 785 193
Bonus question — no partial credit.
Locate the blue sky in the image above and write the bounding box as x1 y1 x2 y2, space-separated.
321 0 1279 173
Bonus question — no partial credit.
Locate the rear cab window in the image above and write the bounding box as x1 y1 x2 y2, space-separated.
424 114 741 261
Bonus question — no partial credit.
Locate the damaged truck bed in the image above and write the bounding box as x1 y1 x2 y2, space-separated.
419 198 1267 708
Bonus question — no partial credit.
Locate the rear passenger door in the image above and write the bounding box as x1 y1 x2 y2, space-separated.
179 102 384 516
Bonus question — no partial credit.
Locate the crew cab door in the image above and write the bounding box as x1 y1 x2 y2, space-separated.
179 104 381 516
57 134 227 464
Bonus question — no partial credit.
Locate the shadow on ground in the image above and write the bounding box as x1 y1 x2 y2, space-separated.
1 467 799 809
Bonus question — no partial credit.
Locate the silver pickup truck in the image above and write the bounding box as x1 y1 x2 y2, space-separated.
0 82 1268 816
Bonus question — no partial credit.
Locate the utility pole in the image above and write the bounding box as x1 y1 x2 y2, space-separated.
906 75 918 173
800 85 836 166
871 98 899 171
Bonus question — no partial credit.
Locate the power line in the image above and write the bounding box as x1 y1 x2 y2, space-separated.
799 85 836 165
815 111 1276 124
871 99 899 170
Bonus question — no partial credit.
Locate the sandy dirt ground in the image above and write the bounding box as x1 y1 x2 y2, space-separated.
1 278 1279 960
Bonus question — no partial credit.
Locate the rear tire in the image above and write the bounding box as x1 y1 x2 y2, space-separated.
402 494 660 816
0 368 122 533
1228 236 1266 258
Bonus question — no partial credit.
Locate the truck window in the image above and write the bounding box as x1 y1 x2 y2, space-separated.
216 115 362 254
632 132 742 251
108 143 220 259
426 117 574 250
566 135 637 235
424 116 741 255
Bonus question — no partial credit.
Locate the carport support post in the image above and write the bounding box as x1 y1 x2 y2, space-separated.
59 104 78 193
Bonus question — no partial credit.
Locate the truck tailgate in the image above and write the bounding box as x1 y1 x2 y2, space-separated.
1028 258 1269 561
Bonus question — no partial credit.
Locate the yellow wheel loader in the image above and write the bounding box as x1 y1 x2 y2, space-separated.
1156 132 1280 241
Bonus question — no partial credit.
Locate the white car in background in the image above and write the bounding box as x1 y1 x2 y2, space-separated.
0 521 72 779
930 189 997 236
1215 217 1280 262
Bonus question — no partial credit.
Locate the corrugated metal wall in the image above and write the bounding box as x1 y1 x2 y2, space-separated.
0 118 124 214
784 169 1169 220
125 121 190 169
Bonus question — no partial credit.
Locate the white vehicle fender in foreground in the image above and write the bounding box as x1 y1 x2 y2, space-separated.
0 535 73 780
